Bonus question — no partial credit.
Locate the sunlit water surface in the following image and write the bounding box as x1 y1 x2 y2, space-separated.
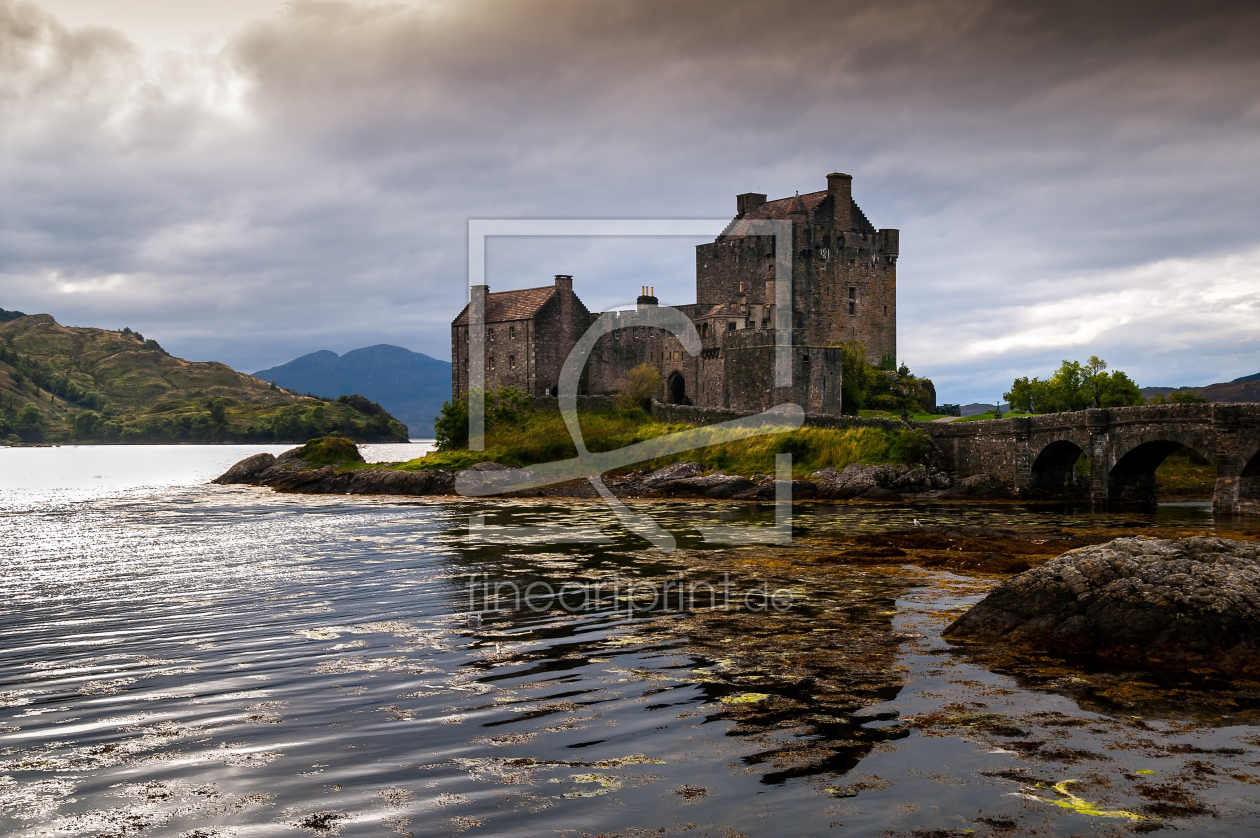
3 445 1260 837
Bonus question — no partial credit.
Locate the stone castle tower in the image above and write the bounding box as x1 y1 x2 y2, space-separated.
697 172 898 364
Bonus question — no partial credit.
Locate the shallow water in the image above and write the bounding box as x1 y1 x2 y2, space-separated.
3 446 1260 837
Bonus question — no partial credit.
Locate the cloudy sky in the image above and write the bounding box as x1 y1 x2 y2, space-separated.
2 0 1259 402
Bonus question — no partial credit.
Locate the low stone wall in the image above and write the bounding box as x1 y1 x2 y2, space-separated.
530 395 617 412
649 400 909 432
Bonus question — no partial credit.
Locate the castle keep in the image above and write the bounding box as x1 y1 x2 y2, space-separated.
451 173 899 415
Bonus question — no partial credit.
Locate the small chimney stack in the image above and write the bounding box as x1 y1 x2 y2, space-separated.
736 192 767 217
637 285 658 310
554 274 573 294
470 284 488 319
827 172 852 230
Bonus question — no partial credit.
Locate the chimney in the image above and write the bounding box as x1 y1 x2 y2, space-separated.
736 192 767 217
470 284 488 321
554 274 573 294
827 172 852 230
637 285 658 310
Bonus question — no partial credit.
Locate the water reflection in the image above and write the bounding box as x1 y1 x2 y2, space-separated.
2 450 1260 836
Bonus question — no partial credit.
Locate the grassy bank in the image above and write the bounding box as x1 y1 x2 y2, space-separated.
395 406 932 478
1156 451 1216 498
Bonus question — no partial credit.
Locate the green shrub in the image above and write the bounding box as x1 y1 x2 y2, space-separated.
434 394 470 450
293 436 364 466
613 364 662 414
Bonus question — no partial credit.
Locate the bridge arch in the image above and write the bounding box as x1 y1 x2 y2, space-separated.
1108 438 1214 508
1240 448 1260 516
1028 439 1086 496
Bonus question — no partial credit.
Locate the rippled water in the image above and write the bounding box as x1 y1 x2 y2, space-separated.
4 445 1260 837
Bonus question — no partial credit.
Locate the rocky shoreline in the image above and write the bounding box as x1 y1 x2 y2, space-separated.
213 443 989 501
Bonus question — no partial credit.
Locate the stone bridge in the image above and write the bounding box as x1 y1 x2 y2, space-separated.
924 403 1260 514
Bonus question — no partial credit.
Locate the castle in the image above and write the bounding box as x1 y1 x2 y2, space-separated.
451 173 899 415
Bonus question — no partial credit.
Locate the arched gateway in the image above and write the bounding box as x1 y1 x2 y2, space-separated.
667 372 686 405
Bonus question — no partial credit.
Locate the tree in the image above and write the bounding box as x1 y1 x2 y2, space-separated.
839 340 877 414
1147 390 1208 404
1005 356 1144 414
73 411 100 439
17 402 44 442
434 394 470 450
837 340 935 415
613 363 661 414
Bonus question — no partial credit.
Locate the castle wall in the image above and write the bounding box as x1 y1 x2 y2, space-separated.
797 223 898 365
695 236 774 307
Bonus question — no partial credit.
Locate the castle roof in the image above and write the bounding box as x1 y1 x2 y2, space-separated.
737 189 877 233
742 190 828 219
698 303 745 319
452 285 556 325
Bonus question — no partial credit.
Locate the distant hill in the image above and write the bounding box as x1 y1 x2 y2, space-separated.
0 314 408 444
254 345 451 437
1143 380 1260 404
1194 379 1260 403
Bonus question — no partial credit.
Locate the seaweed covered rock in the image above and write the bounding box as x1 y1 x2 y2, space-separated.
811 463 950 499
940 473 1013 499
944 537 1260 675
648 471 755 499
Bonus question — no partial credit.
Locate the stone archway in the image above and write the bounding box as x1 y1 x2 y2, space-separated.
1029 439 1085 497
667 372 686 405
1109 439 1213 508
1239 450 1260 516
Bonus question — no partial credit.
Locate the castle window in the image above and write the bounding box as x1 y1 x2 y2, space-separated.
848 287 856 300
727 321 736 331
489 356 495 370
509 325 516 339
509 355 516 369
884 305 887 316
488 328 495 342
848 301 856 316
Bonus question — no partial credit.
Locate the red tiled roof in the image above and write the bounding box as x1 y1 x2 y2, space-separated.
698 303 744 319
731 190 877 234
452 285 556 325
741 190 828 219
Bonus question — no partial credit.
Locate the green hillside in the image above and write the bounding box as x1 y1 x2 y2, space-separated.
0 314 409 444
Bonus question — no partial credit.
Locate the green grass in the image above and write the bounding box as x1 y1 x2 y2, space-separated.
954 409 1031 422
1156 451 1216 498
858 409 956 421
393 407 932 478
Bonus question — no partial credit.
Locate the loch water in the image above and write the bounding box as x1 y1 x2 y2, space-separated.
3 444 1260 837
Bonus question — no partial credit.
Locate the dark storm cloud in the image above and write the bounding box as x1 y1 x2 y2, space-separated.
2 0 1259 398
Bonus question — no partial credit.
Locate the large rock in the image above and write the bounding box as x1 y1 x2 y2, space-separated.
213 450 455 495
944 537 1260 675
649 471 755 499
812 463 949 499
940 473 1013 499
212 452 276 484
